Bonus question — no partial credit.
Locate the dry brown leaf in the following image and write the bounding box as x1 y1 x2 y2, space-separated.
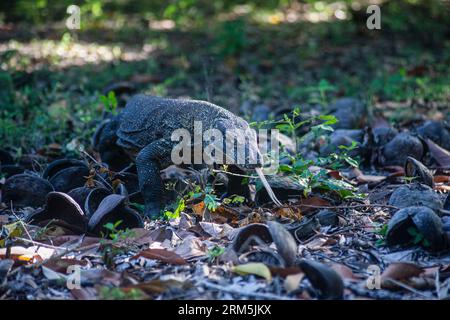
330 263 358 281
433 175 450 183
174 236 207 260
191 201 205 215
269 266 303 278
305 237 328 250
298 197 330 214
328 170 343 180
199 222 233 238
215 205 240 220
356 174 386 184
51 235 101 247
381 262 423 287
275 207 302 220
125 279 187 295
351 168 387 183
44 258 88 273
126 228 154 245
131 248 187 265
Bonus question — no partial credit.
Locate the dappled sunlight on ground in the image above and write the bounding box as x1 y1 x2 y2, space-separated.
0 38 156 71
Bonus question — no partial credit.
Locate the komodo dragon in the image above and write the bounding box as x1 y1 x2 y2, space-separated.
93 94 281 218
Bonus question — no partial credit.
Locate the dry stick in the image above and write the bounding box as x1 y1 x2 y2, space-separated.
15 237 69 250
211 169 256 179
0 289 11 300
200 280 294 300
8 237 101 277
118 163 135 174
384 279 432 299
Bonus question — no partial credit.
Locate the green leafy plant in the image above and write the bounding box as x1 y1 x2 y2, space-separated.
375 223 388 247
163 198 185 220
403 176 417 184
268 110 362 199
288 79 337 105
99 220 136 268
222 195 245 205
203 186 220 211
101 220 136 243
214 19 247 57
188 185 220 212
99 286 145 300
314 141 360 170
99 91 118 115
207 245 225 263
407 226 431 247
277 164 362 199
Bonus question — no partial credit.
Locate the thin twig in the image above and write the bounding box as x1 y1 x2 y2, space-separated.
9 236 100 276
384 279 432 299
15 237 69 250
212 169 257 179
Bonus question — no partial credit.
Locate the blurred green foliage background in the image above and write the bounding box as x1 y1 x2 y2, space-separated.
0 0 449 152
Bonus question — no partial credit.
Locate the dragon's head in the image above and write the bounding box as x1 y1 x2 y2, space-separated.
212 117 263 170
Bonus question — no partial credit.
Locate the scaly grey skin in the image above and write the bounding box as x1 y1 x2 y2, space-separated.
94 94 261 218
92 117 132 171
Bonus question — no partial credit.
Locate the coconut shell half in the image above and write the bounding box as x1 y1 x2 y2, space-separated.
26 192 87 234
88 194 143 236
2 174 53 208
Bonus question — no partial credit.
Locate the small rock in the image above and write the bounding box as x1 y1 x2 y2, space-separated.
319 129 364 156
371 126 398 146
388 184 443 213
254 175 303 205
2 174 54 209
329 98 366 129
416 120 450 150
252 104 272 122
380 133 424 166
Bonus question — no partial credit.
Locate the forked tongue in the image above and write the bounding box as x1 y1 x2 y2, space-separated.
255 167 282 207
